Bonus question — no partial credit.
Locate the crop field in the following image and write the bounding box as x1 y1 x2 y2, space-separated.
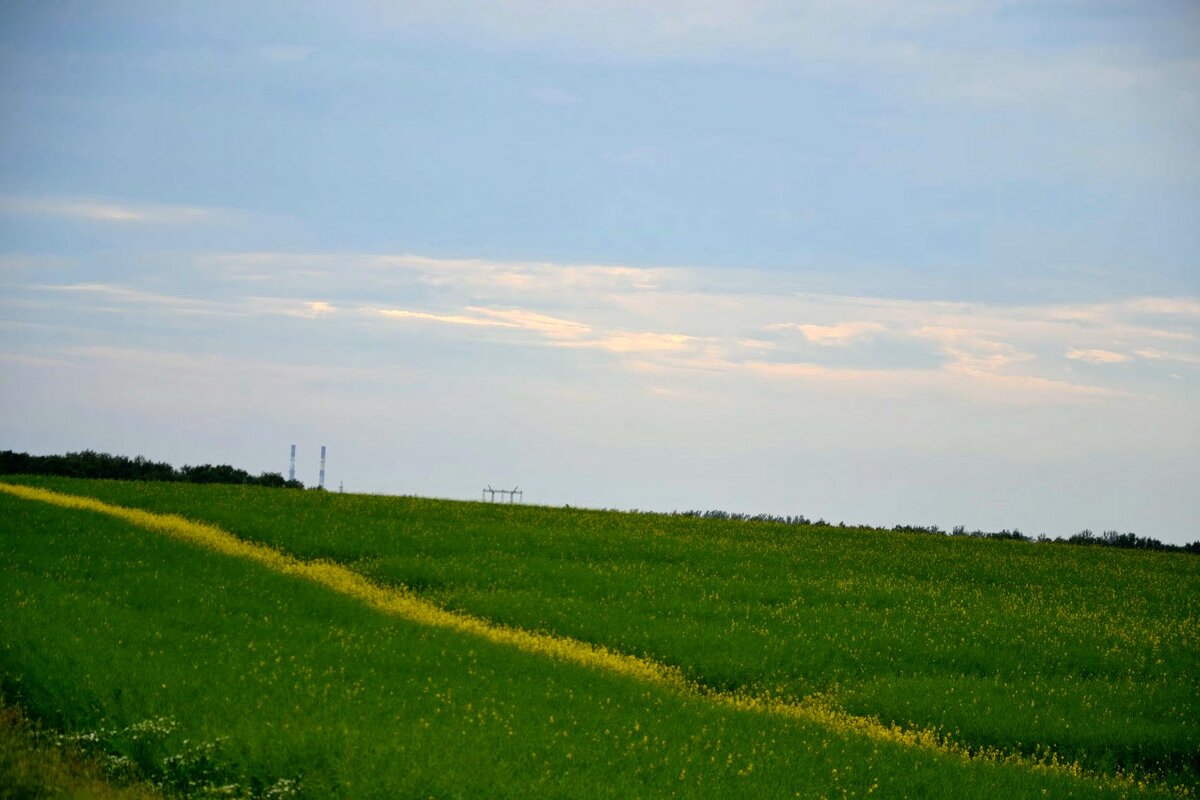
1 476 1197 798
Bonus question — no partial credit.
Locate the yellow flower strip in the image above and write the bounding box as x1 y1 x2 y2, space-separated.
0 483 691 690
1 482 1182 797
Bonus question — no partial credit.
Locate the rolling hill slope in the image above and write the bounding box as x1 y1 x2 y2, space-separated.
2 476 1196 798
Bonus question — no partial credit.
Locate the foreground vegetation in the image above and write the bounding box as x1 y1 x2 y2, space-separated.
1 476 1197 797
0 696 162 800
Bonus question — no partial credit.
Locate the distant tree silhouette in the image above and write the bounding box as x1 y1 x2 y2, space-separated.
666 508 1196 555
0 450 303 489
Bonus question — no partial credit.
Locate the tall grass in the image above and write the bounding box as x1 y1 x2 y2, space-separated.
0 697 163 800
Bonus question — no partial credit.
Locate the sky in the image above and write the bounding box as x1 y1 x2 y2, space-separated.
1 1 1197 543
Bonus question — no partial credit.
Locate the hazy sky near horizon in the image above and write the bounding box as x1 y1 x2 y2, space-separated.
1 2 1198 543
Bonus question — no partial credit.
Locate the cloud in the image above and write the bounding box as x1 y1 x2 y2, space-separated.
376 308 511 328
742 357 1125 403
28 283 229 315
1066 348 1131 365
944 342 1035 373
560 331 695 354
941 367 1129 402
56 345 388 389
1126 297 1200 317
25 283 341 321
0 352 72 368
912 326 1034 373
767 320 885 345
1134 348 1200 366
375 303 694 354
376 306 592 338
243 298 340 318
26 251 1199 407
0 195 219 225
34 283 177 301
306 301 336 316
743 360 894 384
210 251 673 297
400 256 670 296
466 308 592 338
1112 325 1194 342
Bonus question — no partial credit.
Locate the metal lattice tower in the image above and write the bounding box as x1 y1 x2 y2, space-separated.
482 485 522 504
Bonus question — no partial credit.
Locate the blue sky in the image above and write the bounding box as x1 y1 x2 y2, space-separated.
1 1 1197 542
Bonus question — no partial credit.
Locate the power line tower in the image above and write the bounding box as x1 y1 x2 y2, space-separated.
482 485 522 504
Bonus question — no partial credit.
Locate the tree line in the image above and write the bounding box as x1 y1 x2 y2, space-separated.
4 449 1193 554
0 450 304 489
672 510 1200 555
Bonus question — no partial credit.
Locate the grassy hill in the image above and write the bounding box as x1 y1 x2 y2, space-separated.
1 476 1196 798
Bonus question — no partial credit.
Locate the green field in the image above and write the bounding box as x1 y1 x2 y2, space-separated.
1 476 1197 798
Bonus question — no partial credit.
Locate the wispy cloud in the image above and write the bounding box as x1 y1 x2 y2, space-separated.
767 321 885 345
214 253 1200 395
1134 348 1200 366
741 359 1124 403
376 306 592 338
1066 348 1131 365
23 282 340 321
561 331 696 354
0 195 221 225
56 345 388 388
0 352 72 368
29 283 227 315
375 304 697 355
376 308 508 328
306 301 336 316
1127 297 1200 317
468 308 592 338
743 360 902 385
17 252 1200 406
240 297 341 318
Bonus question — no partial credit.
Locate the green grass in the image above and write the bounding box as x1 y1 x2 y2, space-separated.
0 697 163 800
1 476 1197 797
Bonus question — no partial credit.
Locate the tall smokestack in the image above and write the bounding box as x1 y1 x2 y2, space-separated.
288 444 296 482
319 445 326 489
